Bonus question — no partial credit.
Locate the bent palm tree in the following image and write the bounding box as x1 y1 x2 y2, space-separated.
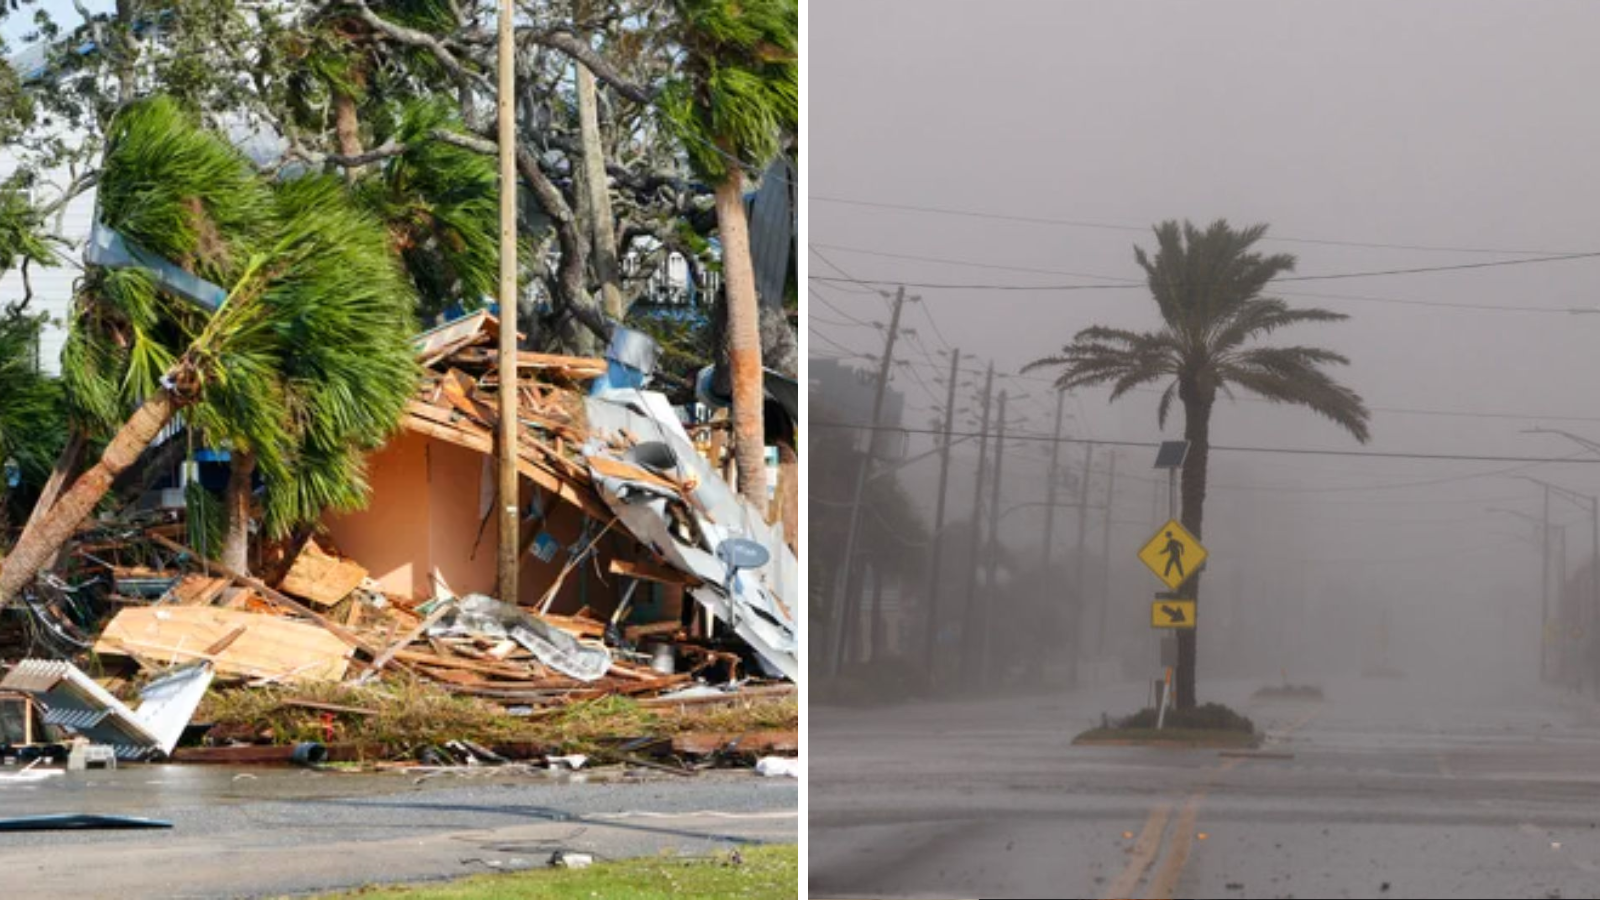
1025 219 1371 709
0 97 418 607
662 0 798 505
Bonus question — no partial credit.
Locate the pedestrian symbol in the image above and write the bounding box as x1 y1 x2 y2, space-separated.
1138 519 1208 590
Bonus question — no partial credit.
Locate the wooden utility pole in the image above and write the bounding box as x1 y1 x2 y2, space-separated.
495 0 520 604
1072 442 1094 686
1097 451 1118 649
921 348 961 682
1041 391 1066 573
829 287 911 676
979 390 1008 686
959 361 994 683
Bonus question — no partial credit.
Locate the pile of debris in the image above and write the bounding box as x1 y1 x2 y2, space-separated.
0 314 798 762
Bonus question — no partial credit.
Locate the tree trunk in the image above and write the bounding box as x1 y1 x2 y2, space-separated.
576 62 623 321
12 429 86 569
334 89 362 181
1176 386 1214 710
0 391 177 607
712 169 767 506
221 449 257 574
775 438 798 551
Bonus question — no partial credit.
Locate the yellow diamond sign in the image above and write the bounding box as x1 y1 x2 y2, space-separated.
1138 519 1207 590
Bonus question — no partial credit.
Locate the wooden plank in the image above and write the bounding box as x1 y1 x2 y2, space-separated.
623 621 684 642
393 649 537 679
538 614 607 640
95 607 350 682
202 625 248 656
585 455 683 495
144 533 387 667
278 540 368 608
361 601 456 680
514 351 607 378
609 557 701 588
671 730 798 756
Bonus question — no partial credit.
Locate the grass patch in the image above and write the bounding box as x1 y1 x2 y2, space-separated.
303 844 797 900
1075 702 1257 747
1253 684 1325 700
197 677 797 759
1074 727 1258 747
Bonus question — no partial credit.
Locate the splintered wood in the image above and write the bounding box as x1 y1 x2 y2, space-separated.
278 540 368 607
95 606 351 682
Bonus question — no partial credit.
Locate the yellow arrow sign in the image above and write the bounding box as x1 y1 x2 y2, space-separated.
1138 519 1208 590
1151 599 1196 629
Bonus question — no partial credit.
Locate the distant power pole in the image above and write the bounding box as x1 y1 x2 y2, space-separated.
1041 390 1066 574
1071 441 1095 685
922 347 962 682
1098 451 1118 650
960 362 995 683
980 390 1008 687
829 286 914 676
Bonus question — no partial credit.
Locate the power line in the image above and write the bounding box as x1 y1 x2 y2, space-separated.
809 329 870 359
810 196 1576 256
881 357 1600 425
808 288 877 327
811 242 1600 314
810 421 1600 466
812 247 1600 292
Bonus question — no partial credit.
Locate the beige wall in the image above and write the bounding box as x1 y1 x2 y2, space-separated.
328 430 638 615
326 429 433 600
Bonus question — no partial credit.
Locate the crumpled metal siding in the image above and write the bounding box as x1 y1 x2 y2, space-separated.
583 390 798 681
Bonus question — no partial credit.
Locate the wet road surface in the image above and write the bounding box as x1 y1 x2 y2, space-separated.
0 765 796 898
810 672 1600 899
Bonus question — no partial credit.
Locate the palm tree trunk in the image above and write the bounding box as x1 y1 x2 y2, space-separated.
0 390 177 607
334 88 362 182
775 439 798 550
712 168 767 506
1176 389 1214 710
221 449 257 574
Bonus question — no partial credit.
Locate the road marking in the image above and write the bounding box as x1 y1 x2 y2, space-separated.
1120 711 1322 899
1143 794 1201 899
1101 802 1173 900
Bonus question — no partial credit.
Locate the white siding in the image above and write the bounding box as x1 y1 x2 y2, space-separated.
0 148 97 376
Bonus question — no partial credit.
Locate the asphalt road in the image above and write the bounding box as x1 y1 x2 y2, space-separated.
810 670 1600 899
0 765 797 899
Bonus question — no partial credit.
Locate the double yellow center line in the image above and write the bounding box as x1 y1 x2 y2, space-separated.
1102 710 1319 899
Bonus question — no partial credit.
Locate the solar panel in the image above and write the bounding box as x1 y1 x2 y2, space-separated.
1153 440 1189 469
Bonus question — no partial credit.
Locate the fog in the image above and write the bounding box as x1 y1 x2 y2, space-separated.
808 1 1600 697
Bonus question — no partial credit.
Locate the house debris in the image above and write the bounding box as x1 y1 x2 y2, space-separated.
0 311 796 761
0 659 213 759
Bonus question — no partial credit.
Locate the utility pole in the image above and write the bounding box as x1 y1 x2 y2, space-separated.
1543 484 1551 683
922 348 962 683
1041 391 1066 574
495 0 520 605
980 390 1008 687
1097 451 1118 650
830 287 913 676
960 362 995 683
1071 441 1095 686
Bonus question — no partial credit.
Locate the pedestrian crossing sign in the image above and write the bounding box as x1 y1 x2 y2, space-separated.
1138 519 1208 590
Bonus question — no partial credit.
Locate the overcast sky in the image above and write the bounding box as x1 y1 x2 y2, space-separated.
809 1 1600 675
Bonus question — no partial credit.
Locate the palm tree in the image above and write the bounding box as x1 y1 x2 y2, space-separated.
1025 220 1371 709
662 0 798 505
0 97 419 607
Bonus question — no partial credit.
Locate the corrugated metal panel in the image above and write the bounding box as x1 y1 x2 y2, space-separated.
748 156 795 309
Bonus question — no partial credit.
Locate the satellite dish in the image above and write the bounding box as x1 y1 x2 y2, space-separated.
716 539 770 573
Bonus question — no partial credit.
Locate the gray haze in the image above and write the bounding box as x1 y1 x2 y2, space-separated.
809 1 1600 688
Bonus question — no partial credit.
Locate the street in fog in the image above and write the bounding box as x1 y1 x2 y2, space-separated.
811 674 1600 899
